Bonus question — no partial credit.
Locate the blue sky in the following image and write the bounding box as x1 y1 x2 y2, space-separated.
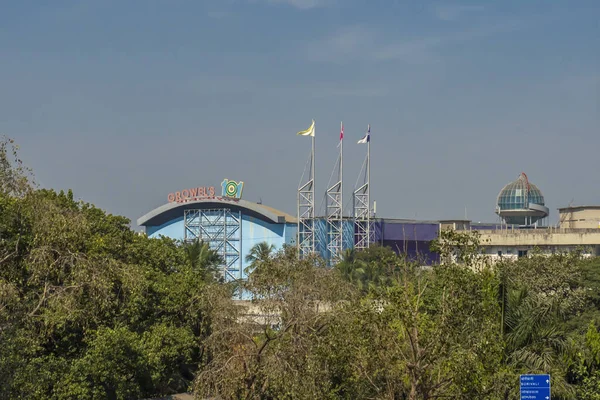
1 0 598 226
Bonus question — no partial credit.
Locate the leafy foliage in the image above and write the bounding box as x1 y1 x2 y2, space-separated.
199 245 507 399
245 241 275 265
335 245 400 291
183 239 224 282
0 137 228 399
2 136 600 399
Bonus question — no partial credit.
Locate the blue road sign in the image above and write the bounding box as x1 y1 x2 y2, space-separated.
520 374 551 400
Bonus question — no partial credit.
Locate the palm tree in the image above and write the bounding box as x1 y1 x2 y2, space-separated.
244 242 275 277
336 248 367 291
183 240 224 282
503 287 573 397
245 242 275 264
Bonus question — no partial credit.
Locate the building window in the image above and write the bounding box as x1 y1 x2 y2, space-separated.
518 250 528 258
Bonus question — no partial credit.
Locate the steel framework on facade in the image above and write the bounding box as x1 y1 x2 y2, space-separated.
184 208 242 282
354 183 370 250
326 179 343 263
354 126 371 250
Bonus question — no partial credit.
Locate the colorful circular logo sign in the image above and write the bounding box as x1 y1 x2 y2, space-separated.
221 179 244 199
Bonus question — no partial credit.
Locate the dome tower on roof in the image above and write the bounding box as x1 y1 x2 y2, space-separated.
495 173 549 226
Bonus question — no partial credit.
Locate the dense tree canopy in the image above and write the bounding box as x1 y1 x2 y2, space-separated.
1 136 599 399
0 138 230 399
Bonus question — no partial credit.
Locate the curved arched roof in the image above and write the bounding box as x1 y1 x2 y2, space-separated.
137 198 297 227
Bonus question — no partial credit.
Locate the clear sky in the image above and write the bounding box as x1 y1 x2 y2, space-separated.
2 0 598 228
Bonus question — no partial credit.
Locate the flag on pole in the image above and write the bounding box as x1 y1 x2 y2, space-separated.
337 121 344 147
297 119 315 137
357 124 370 144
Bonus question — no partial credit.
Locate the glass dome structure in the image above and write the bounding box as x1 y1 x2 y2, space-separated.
496 173 549 226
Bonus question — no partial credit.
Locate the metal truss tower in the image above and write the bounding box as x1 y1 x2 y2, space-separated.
326 122 344 264
354 125 371 250
297 121 316 258
183 208 242 282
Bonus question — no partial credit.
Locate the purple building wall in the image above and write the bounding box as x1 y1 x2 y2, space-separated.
372 220 440 264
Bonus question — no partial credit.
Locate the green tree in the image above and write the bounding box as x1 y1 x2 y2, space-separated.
245 241 275 265
336 248 366 289
356 261 503 399
571 322 600 399
183 239 224 282
0 135 33 197
196 248 355 399
0 137 227 399
335 245 399 292
495 252 598 399
198 242 506 399
430 228 489 268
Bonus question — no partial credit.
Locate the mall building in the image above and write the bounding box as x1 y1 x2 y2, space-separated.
137 175 600 280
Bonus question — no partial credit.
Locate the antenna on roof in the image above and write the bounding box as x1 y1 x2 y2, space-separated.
559 199 575 227
257 197 262 205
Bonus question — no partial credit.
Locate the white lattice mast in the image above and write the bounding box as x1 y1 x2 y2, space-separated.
354 125 371 250
326 122 344 264
297 120 316 258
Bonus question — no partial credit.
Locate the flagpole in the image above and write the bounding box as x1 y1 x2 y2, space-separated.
326 121 344 264
367 128 370 219
311 130 315 253
297 177 300 257
297 119 316 259
367 128 371 248
340 121 343 252
312 134 315 213
353 125 371 250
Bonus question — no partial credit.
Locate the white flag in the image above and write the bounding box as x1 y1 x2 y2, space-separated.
357 124 370 144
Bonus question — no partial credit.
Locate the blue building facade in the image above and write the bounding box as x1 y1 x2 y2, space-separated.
137 195 449 277
138 195 298 282
313 218 355 263
136 179 473 279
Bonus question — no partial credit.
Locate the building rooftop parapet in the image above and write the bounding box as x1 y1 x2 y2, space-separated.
476 227 600 248
558 205 600 211
476 227 600 235
138 197 297 227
